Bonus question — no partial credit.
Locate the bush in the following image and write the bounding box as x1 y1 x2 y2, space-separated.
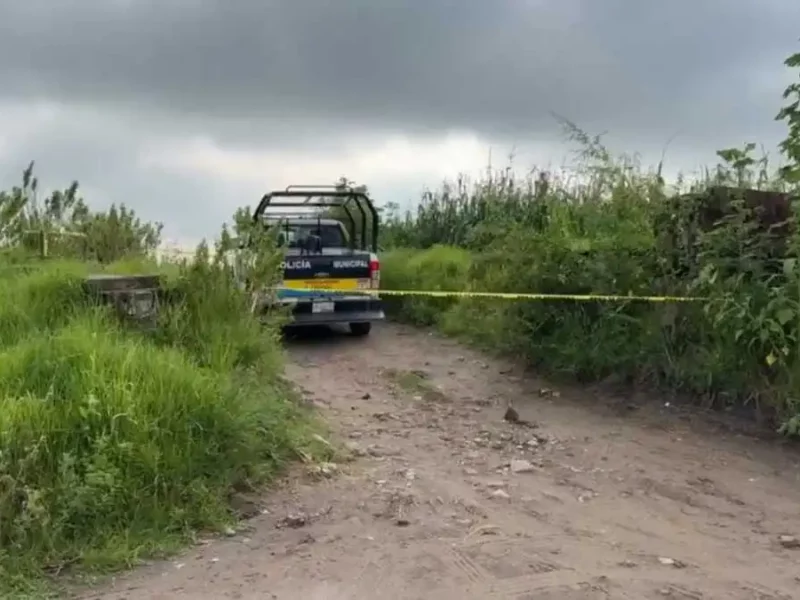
0 163 162 263
381 245 471 326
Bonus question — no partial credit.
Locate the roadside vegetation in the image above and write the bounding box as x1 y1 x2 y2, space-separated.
380 48 800 436
0 165 326 597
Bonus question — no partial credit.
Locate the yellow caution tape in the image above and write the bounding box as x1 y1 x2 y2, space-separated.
283 288 705 303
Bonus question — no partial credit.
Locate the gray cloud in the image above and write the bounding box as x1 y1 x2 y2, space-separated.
1 0 797 140
0 0 798 240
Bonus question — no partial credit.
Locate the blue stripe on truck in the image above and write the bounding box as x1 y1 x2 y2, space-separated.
276 287 327 299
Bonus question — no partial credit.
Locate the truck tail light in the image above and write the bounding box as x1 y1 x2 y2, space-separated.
369 258 380 289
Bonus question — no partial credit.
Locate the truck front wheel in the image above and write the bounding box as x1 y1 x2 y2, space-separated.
349 322 372 337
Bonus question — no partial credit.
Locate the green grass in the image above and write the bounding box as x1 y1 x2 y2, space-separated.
0 253 326 597
380 245 472 326
382 368 448 403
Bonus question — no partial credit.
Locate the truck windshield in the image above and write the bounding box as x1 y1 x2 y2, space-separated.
276 223 346 248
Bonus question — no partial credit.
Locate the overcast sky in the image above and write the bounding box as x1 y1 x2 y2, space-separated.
0 0 798 247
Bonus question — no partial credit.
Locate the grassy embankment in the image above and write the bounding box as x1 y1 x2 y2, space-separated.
0 191 328 596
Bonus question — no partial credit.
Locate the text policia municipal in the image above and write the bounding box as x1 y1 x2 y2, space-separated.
281 259 370 270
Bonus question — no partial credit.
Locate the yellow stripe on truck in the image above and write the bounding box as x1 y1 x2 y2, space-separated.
281 278 370 291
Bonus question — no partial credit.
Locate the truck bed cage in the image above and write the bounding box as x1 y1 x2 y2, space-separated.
252 185 379 252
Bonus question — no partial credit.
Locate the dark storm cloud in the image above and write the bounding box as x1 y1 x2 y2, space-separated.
0 0 797 142
0 0 798 242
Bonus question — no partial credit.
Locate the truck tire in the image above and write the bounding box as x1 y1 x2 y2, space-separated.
349 322 372 337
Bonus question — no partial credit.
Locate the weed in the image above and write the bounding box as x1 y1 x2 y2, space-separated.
383 368 448 403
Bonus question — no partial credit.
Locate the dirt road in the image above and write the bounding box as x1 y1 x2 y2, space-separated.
82 323 800 599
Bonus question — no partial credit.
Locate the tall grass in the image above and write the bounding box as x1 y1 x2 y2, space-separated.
0 240 325 596
380 125 800 434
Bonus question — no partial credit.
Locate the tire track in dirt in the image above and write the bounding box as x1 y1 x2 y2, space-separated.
80 323 800 599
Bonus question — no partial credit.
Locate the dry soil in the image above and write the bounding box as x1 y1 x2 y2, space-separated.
79 323 800 600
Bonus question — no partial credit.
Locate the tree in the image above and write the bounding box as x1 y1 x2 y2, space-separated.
0 162 162 262
777 48 800 184
80 204 162 263
327 177 377 248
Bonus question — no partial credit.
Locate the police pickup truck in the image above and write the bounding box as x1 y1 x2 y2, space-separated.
252 186 384 336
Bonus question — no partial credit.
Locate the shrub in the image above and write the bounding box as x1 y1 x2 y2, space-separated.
380 245 471 326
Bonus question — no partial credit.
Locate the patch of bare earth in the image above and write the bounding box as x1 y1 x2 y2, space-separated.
79 323 800 599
